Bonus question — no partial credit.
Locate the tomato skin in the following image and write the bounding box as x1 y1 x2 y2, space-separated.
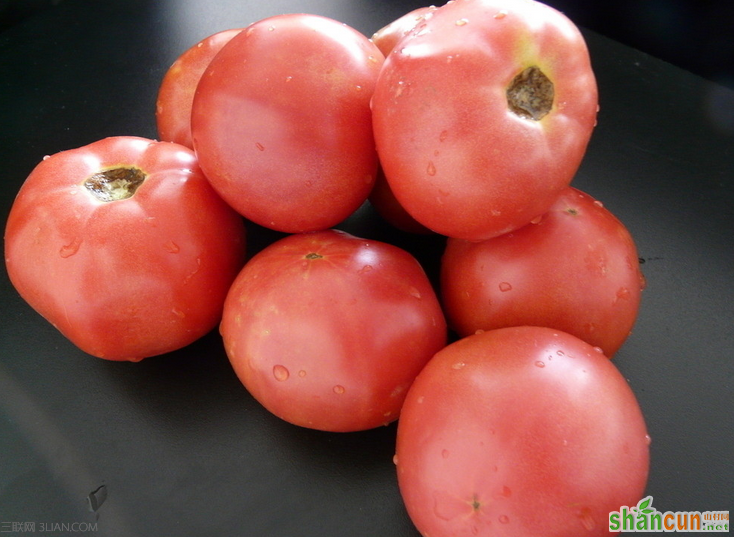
4 136 246 361
220 229 447 432
441 187 644 356
191 14 384 233
156 28 243 149
370 6 438 56
371 0 598 241
396 326 650 537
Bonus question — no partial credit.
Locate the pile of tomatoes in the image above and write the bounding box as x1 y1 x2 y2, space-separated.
4 0 651 535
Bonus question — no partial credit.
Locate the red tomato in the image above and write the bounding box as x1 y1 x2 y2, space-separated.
441 187 645 357
191 14 384 233
220 229 447 432
4 136 246 361
156 28 243 148
370 6 438 56
371 0 598 241
396 326 650 537
369 7 436 235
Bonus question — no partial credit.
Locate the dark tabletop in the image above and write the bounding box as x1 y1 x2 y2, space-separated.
1 0 732 535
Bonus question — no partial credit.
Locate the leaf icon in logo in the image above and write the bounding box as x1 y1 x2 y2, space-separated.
637 496 653 514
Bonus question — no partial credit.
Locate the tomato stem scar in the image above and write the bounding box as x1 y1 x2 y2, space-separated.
84 166 147 202
305 252 323 260
507 66 554 121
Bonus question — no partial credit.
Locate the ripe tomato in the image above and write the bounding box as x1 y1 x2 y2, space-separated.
220 229 447 432
441 187 645 357
371 0 598 241
156 28 243 149
4 136 246 361
191 14 384 233
396 326 650 537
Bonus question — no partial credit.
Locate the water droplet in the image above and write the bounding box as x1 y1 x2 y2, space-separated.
285 75 292 82
501 485 512 497
427 161 436 176
417 396 425 404
172 307 186 319
451 362 465 370
499 515 510 524
59 237 82 258
267 25 275 31
393 454 399 465
556 350 565 356
616 287 631 300
474 329 485 335
255 142 265 151
333 385 345 394
535 360 545 368
530 214 543 224
498 282 512 292
441 449 450 459
494 10 507 19
367 55 378 64
355 85 362 91
439 130 448 142
165 240 180 253
593 346 604 354
593 200 604 208
298 370 307 377
43 155 51 161
358 264 373 274
645 434 652 445
273 365 289 381
455 18 468 27
408 286 422 299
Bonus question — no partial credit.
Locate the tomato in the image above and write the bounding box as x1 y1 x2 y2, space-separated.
396 326 650 537
370 6 438 56
156 28 243 149
4 136 246 361
368 7 436 235
441 187 644 357
371 0 598 241
369 167 433 234
191 14 384 233
220 229 447 432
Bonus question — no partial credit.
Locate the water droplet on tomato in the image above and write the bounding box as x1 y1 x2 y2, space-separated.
451 362 466 370
392 454 399 465
474 329 485 335
593 346 604 354
499 515 510 524
298 370 307 377
593 200 604 208
267 25 275 32
530 214 543 224
333 385 345 394
441 449 450 459
645 434 652 445
417 396 425 404
165 241 180 253
285 76 292 82
273 365 289 382
255 142 265 151
494 10 507 19
439 130 448 142
408 287 422 299
427 161 436 176
501 485 512 497
59 237 82 258
455 18 468 26
534 360 545 368
556 350 565 356
367 55 378 64
358 264 373 274
355 85 362 91
498 282 512 292
43 155 51 161
616 287 631 300
172 307 186 319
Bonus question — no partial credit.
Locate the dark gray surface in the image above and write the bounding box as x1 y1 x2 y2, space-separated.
1 0 732 535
